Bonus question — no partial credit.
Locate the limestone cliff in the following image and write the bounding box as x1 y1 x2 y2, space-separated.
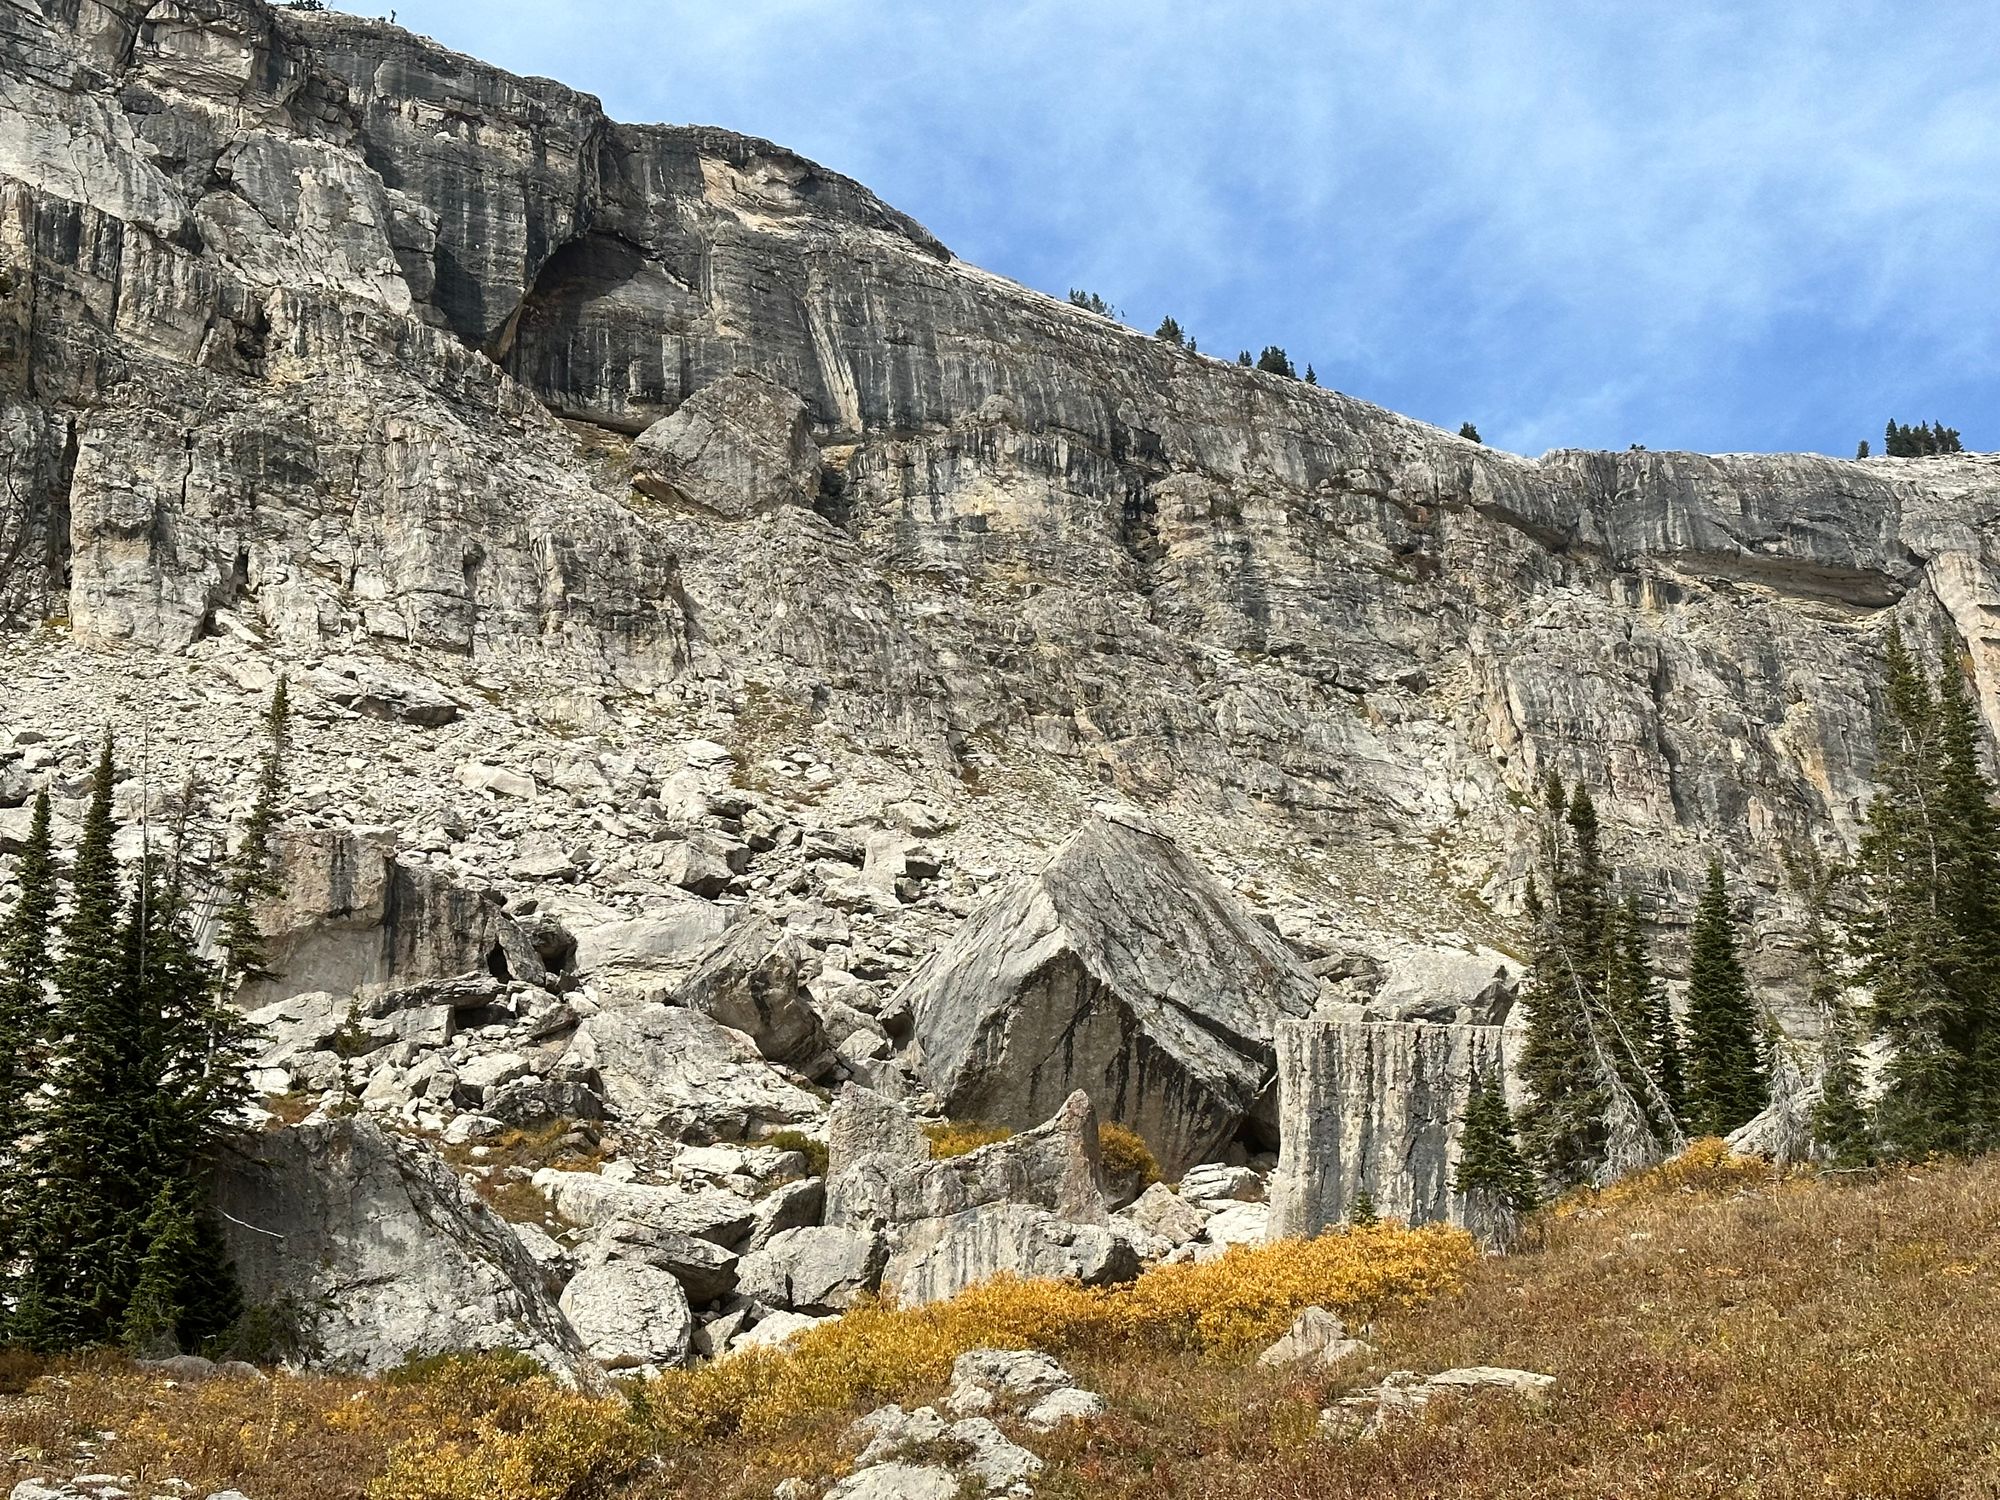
6 0 2000 1024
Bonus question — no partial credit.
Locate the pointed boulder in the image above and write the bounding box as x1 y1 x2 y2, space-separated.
900 806 1317 1174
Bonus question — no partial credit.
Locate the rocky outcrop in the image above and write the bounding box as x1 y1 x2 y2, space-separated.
241 828 544 1006
210 1118 585 1376
904 808 1318 1174
631 372 822 519
1266 1019 1507 1238
671 913 838 1079
560 1003 824 1141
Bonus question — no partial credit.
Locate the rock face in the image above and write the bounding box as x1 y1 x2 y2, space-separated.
241 828 544 1006
1266 1019 1507 1238
631 372 822 518
210 1118 584 1375
904 808 1318 1174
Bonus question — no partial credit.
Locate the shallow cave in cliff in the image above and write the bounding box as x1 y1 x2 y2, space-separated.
497 233 703 434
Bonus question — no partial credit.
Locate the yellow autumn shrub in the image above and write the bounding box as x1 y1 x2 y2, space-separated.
924 1120 1015 1158
366 1364 643 1500
1096 1121 1162 1188
1595 1136 1774 1206
641 1220 1474 1443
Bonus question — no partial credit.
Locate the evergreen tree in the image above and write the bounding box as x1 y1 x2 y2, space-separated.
1346 1189 1378 1227
1236 350 1252 367
1255 345 1297 378
1304 364 1317 386
1609 892 1684 1128
1851 625 2000 1157
0 790 57 1300
1517 777 1677 1185
217 679 288 987
1856 440 1870 459
1154 315 1186 347
1453 1071 1536 1212
22 736 144 1346
1681 861 1769 1135
1787 848 1874 1165
1459 421 1482 443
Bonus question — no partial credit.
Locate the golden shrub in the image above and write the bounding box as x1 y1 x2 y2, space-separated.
1096 1122 1162 1188
1596 1136 1775 1206
367 1375 641 1500
640 1220 1474 1443
923 1120 1015 1158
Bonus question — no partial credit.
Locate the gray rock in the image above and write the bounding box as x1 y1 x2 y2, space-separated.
531 1169 758 1246
903 808 1317 1174
562 1004 824 1140
674 914 838 1078
578 1219 740 1303
1257 1306 1372 1368
558 1260 692 1371
732 1309 838 1352
569 905 731 981
826 1088 1108 1231
211 1118 585 1376
238 829 543 1008
1024 1386 1108 1431
1121 1182 1210 1247
736 1225 886 1313
944 1348 1072 1415
1176 1163 1265 1205
825 1464 960 1500
631 372 821 520
1267 1019 1512 1240
1323 1366 1556 1437
882 1201 1139 1308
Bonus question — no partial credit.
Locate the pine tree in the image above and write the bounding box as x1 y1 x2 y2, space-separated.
1454 1071 1536 1211
1459 422 1483 444
217 679 288 988
120 1185 197 1356
1304 364 1317 385
1346 1189 1378 1227
1255 346 1296 378
22 735 145 1346
1609 892 1684 1129
1856 440 1870 459
1682 861 1769 1136
1851 625 2000 1157
1786 848 1873 1165
0 789 57 1301
1154 315 1186 347
1236 350 1252 367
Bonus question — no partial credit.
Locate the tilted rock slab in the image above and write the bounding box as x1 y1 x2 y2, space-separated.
903 806 1318 1175
211 1118 585 1377
239 827 545 1007
1266 1018 1507 1239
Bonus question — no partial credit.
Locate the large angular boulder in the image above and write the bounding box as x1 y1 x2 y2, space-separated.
825 1086 1108 1230
630 372 821 519
558 1261 692 1372
673 913 838 1079
881 1203 1138 1308
902 807 1317 1174
239 828 543 1007
1265 1019 1506 1239
211 1118 584 1376
561 1003 824 1140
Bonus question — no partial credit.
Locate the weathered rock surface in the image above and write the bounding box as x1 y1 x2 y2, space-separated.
1258 1306 1374 1368
672 913 838 1078
561 1003 824 1140
558 1260 693 1372
1322 1366 1557 1437
1267 1019 1508 1238
631 372 821 519
825 1086 1108 1230
904 808 1318 1174
211 1118 584 1375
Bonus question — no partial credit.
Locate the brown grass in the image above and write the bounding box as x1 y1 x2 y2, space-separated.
9 1149 2000 1500
438 1118 606 1226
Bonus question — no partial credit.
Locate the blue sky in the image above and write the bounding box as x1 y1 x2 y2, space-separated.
368 1 2000 457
